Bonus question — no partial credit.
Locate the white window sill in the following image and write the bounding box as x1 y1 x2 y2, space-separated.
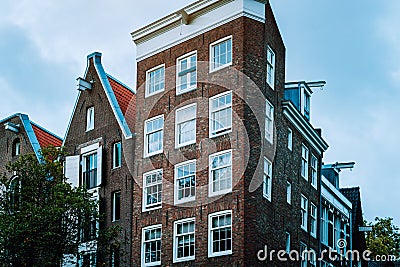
142 205 162 213
173 256 195 263
209 128 232 138
145 89 165 98
144 150 163 158
176 86 197 96
208 250 232 258
209 62 232 74
209 188 232 198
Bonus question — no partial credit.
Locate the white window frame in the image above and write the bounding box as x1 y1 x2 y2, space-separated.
176 51 197 95
301 144 309 180
175 104 197 148
210 36 232 72
141 224 162 267
287 128 293 151
82 151 98 189
86 106 94 131
112 191 121 222
265 99 274 144
209 150 232 197
321 206 328 245
301 194 308 231
208 210 232 258
263 157 272 201
300 242 307 267
266 46 275 89
311 154 318 189
286 181 292 204
142 169 163 212
209 91 232 138
310 203 317 238
112 142 122 169
309 248 317 266
144 115 164 157
174 160 196 204
145 64 165 97
285 232 291 254
173 218 195 263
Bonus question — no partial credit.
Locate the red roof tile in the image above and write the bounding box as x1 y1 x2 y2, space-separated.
107 76 134 115
32 124 63 148
107 75 136 132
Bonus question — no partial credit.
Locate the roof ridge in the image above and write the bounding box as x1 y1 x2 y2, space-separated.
106 73 135 93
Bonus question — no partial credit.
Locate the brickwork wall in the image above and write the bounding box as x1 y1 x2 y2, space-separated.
63 57 135 266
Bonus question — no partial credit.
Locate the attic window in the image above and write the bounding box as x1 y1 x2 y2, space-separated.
86 106 94 131
12 138 21 157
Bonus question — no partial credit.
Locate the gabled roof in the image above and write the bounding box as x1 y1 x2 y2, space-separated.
31 122 63 148
340 187 362 228
1 113 63 160
63 52 135 142
106 74 134 116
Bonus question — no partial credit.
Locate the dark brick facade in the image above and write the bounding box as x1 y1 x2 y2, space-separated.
63 54 135 266
132 3 324 267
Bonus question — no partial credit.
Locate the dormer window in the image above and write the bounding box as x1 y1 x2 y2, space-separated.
86 106 94 131
284 82 315 121
303 90 311 121
12 138 21 157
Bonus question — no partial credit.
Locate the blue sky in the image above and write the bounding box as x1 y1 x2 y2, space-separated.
0 0 399 225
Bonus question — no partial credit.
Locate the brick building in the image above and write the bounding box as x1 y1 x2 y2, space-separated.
320 163 354 267
63 52 136 266
0 113 62 176
131 0 328 266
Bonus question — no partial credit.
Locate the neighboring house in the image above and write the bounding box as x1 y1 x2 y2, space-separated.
63 52 136 267
131 0 328 266
340 187 368 267
320 162 354 267
0 113 62 175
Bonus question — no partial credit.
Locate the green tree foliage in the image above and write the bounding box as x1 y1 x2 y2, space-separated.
0 146 120 266
366 217 400 258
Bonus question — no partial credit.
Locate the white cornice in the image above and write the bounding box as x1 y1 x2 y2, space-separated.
322 176 352 214
282 100 329 155
132 0 266 62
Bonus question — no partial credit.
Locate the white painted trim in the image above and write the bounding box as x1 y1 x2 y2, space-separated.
174 160 197 205
262 157 272 201
265 99 274 144
266 45 275 90
287 128 293 151
145 64 165 98
80 142 99 155
173 217 196 263
286 181 292 205
208 149 232 197
208 210 233 258
321 176 352 213
282 100 329 154
209 35 233 73
176 51 198 95
209 91 233 138
311 154 318 189
175 103 197 148
144 114 164 158
310 202 317 238
300 194 308 232
142 169 163 212
133 0 267 62
301 144 309 181
141 224 162 267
